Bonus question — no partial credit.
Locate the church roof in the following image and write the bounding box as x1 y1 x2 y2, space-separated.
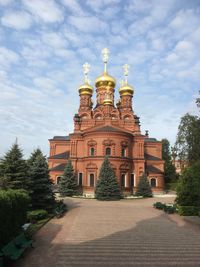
50 163 66 171
50 136 70 141
95 125 122 132
48 151 70 159
85 125 130 134
144 137 158 142
146 165 163 174
145 153 162 161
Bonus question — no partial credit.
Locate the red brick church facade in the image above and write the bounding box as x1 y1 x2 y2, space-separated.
48 49 164 195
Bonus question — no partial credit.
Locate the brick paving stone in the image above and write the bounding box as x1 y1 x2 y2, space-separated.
15 197 200 267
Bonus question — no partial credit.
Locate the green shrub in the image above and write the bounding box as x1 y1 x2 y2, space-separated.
153 202 166 210
198 211 200 217
176 162 200 207
0 189 30 249
27 209 48 222
178 206 200 216
163 205 176 214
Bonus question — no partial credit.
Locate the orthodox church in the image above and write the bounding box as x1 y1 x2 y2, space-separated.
48 48 164 195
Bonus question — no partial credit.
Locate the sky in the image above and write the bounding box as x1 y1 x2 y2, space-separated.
0 0 200 158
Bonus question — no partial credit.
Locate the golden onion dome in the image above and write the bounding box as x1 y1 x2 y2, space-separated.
95 72 116 88
78 82 93 95
119 83 134 96
103 97 113 105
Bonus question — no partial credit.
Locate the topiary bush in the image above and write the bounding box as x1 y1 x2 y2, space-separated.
178 206 199 216
27 209 48 223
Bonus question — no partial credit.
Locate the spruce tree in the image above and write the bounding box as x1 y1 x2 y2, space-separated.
58 160 77 197
27 148 43 167
95 157 121 200
27 148 44 192
136 173 152 197
29 153 55 210
0 143 29 190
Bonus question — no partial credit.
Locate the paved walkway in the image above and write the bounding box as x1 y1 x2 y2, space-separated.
16 197 200 267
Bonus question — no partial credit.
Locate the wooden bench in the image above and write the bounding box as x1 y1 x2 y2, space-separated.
1 233 33 263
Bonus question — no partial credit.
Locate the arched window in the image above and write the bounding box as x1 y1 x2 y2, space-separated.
89 173 94 187
78 173 83 186
121 174 125 187
57 176 62 184
122 148 126 157
106 147 111 156
90 147 95 156
150 178 156 187
130 174 134 187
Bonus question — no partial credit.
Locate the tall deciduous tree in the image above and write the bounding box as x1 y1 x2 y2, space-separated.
161 139 177 183
175 113 200 164
136 173 152 197
0 143 29 190
95 157 121 200
176 161 200 207
58 160 77 197
29 153 55 210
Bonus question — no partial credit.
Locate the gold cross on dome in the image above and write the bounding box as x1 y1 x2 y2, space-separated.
123 64 129 84
83 62 90 83
102 48 109 72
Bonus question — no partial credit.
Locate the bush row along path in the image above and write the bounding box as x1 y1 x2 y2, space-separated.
15 196 200 267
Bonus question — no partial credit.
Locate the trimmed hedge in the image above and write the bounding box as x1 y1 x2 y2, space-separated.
153 202 166 210
178 206 200 216
153 202 176 214
27 209 48 223
0 189 30 249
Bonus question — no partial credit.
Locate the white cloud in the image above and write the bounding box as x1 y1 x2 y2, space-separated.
1 11 32 30
61 0 86 15
41 32 68 49
22 0 64 23
0 47 19 67
86 0 121 13
0 0 12 5
169 9 200 37
68 15 109 33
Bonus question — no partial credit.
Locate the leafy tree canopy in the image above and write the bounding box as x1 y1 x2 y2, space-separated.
175 113 200 164
161 139 177 183
176 161 200 207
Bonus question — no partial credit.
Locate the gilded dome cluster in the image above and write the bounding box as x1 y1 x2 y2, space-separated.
78 49 134 101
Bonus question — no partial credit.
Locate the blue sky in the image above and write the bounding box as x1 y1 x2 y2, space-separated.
0 0 200 158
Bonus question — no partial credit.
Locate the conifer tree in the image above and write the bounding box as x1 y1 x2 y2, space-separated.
58 160 77 197
29 153 55 210
95 157 121 200
0 143 29 190
136 173 152 197
26 148 44 192
27 148 43 167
